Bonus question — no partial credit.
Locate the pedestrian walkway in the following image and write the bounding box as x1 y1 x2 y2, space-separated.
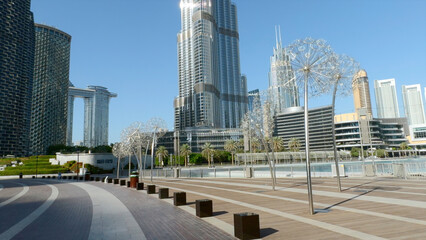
0 178 235 240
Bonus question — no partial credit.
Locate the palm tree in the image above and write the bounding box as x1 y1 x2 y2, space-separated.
288 138 301 152
250 138 260 153
156 146 168 167
202 143 215 167
224 140 237 165
400 142 408 156
180 144 191 167
271 136 284 152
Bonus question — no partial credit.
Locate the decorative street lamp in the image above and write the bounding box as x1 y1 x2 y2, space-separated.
288 38 336 215
329 54 360 192
76 150 80 181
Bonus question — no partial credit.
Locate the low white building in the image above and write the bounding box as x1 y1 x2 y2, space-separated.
56 152 152 170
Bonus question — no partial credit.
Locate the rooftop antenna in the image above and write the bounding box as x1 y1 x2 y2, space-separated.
275 25 279 49
278 25 282 47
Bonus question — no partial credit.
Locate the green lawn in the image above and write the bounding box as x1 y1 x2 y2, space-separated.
0 155 70 176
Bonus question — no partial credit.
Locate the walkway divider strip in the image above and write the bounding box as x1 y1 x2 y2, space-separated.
154 181 386 240
0 182 58 240
0 182 29 209
71 182 147 240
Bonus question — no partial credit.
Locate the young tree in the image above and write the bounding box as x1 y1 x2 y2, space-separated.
180 144 191 167
288 138 301 152
202 143 215 167
224 140 237 165
156 146 169 167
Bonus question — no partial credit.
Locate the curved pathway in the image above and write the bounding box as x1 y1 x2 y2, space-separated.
0 178 235 240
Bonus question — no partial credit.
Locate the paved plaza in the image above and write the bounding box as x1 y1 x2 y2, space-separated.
1 176 426 239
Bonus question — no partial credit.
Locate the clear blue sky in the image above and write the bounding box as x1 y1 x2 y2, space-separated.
30 0 426 144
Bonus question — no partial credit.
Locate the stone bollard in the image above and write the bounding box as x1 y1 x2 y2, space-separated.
102 177 106 182
158 188 169 199
147 185 156 194
233 212 260 240
113 178 119 184
196 199 213 218
79 176 83 181
173 192 186 206
32 176 35 179
62 176 67 180
120 179 126 186
90 177 94 181
127 181 131 187
95 177 100 182
107 178 113 183
73 176 77 180
47 176 51 179
52 176 56 179
137 182 144 190
42 176 45 179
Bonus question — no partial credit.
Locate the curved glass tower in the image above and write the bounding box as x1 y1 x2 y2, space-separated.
268 27 299 114
30 24 71 155
175 0 247 130
0 0 35 156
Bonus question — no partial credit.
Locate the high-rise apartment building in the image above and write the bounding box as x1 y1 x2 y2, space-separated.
374 78 400 118
402 84 425 125
175 0 247 131
0 0 35 156
352 69 373 118
30 24 71 155
268 27 299 114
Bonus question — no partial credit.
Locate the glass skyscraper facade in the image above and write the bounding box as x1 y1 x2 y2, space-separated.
402 84 425 125
374 78 400 118
268 27 299 114
175 0 247 131
0 0 35 156
30 24 71 155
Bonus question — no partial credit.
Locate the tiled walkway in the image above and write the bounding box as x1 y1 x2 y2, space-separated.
1 176 426 239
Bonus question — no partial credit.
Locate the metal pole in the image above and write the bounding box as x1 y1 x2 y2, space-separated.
150 130 156 182
331 82 342 192
304 71 314 215
77 151 79 181
36 155 38 179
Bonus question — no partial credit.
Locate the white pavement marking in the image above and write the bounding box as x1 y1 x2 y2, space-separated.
72 183 147 240
155 182 385 240
0 182 29 209
186 179 426 209
157 179 426 226
0 182 58 240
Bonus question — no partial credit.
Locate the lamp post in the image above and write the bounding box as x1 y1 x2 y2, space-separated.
35 155 38 179
76 150 80 181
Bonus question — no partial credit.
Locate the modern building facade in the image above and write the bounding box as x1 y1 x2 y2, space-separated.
248 89 260 112
352 70 373 118
175 0 247 131
30 24 71 155
334 113 407 150
374 78 400 118
273 106 334 151
268 27 299 114
402 84 425 125
158 128 243 154
67 85 117 148
0 0 35 156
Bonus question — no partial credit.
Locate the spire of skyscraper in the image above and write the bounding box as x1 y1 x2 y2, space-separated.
268 26 299 114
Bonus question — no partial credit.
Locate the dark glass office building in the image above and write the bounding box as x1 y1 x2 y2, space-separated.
30 24 71 155
0 0 35 156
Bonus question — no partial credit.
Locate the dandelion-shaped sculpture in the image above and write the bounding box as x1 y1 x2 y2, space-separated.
329 54 360 192
112 142 125 178
287 38 336 214
146 117 168 182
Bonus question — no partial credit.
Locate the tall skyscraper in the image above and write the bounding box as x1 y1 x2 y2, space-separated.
268 26 299 114
352 69 373 118
68 85 117 147
0 0 35 156
248 89 260 112
30 24 71 155
374 78 400 118
402 84 425 125
175 0 247 131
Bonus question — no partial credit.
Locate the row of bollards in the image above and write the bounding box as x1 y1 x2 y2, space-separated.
52 175 259 240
